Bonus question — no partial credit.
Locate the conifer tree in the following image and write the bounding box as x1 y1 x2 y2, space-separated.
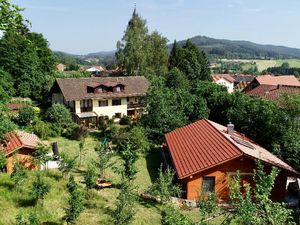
31 173 50 206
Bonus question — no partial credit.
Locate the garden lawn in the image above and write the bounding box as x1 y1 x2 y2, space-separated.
0 134 211 225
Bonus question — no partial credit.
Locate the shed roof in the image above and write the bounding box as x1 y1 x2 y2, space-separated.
165 119 298 179
0 131 40 156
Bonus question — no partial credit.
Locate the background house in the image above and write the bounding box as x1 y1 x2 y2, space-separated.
212 74 235 93
51 76 150 126
164 119 299 201
243 74 300 93
0 131 40 173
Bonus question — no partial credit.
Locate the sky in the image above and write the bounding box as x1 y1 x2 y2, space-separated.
11 0 300 55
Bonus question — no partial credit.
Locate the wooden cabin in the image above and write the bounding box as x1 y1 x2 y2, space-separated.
0 131 40 173
164 119 299 201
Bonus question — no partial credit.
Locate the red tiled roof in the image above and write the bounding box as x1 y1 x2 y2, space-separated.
256 75 300 86
165 120 242 179
165 119 298 179
0 131 40 156
247 85 300 101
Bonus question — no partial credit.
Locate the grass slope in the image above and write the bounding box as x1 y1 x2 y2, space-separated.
0 134 209 225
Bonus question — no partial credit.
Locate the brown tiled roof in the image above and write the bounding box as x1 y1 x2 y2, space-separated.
0 131 40 156
256 75 300 86
56 76 150 101
247 85 300 101
165 119 298 179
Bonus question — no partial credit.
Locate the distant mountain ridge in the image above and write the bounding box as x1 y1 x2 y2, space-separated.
175 36 300 59
54 35 300 61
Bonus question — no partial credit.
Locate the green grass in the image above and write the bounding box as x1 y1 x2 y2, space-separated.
275 59 300 68
0 134 208 225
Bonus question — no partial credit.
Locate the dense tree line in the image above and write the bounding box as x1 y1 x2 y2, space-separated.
266 62 300 76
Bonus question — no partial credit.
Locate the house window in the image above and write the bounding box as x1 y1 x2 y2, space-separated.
99 100 108 107
202 177 215 193
112 99 121 106
80 99 92 112
97 87 103 93
116 86 121 92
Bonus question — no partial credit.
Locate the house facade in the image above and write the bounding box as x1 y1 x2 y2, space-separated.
212 74 235 93
164 119 299 201
0 131 40 173
51 76 150 126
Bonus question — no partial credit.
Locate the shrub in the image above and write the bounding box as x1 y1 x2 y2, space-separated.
84 163 97 190
45 103 72 127
15 106 35 126
120 115 131 125
161 204 193 225
31 120 51 139
128 126 150 153
0 151 6 172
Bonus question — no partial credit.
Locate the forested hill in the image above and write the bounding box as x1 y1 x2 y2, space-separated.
54 36 300 62
174 36 300 59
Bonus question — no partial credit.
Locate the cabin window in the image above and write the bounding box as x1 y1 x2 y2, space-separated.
202 176 215 193
112 99 121 106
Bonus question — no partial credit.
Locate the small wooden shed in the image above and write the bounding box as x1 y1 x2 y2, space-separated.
164 119 299 201
0 131 40 173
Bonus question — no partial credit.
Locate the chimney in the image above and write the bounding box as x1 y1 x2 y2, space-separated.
227 122 234 136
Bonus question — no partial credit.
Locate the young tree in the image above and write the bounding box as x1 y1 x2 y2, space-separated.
10 162 27 191
84 163 97 190
228 162 294 225
45 103 73 129
148 166 182 203
94 143 113 179
113 176 137 225
58 153 76 179
32 143 50 169
31 172 50 206
64 175 84 225
119 142 139 181
78 138 86 167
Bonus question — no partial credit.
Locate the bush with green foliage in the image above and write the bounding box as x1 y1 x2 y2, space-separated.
0 151 7 172
119 142 139 181
148 166 182 202
14 106 35 126
31 119 52 139
45 103 72 128
119 115 131 125
161 204 193 225
16 211 39 225
32 143 51 167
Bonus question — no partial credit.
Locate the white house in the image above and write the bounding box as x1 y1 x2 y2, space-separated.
51 76 150 126
212 74 235 93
